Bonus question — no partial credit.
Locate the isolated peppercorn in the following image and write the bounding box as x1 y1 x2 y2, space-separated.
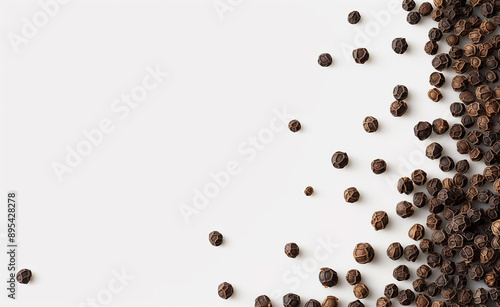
283 293 300 307
439 156 454 172
384 283 399 298
371 211 389 231
387 242 404 260
331 151 349 169
344 187 360 203
319 267 338 287
218 282 233 299
353 242 375 264
425 40 439 55
284 243 299 258
318 53 333 67
348 11 361 24
420 239 434 254
353 48 369 64
428 88 443 102
409 224 425 241
396 201 415 218
255 295 272 307
390 100 408 117
393 37 409 53
304 186 314 196
404 244 419 262
371 159 387 174
426 142 443 159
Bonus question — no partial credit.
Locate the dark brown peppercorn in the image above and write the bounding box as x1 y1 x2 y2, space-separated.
419 2 433 16
331 151 349 169
427 253 443 268
344 187 360 203
417 265 433 279
426 142 443 160
288 120 301 132
439 156 454 172
427 214 442 230
382 285 397 301
456 261 469 275
398 289 415 305
387 242 404 260
283 293 300 307
450 124 465 141
469 146 483 162
426 283 440 297
284 243 299 258
441 286 456 302
390 100 408 117
459 90 475 104
450 102 465 117
426 178 443 196
397 177 414 195
409 224 425 241
319 267 338 287
451 75 467 91
420 239 434 254
414 121 433 140
371 211 389 231
430 72 445 87
376 297 391 307
353 48 369 64
347 300 364 307
209 231 223 246
16 269 31 284
429 27 443 41
304 299 321 307
318 53 333 67
425 40 439 55
393 85 409 100
413 279 427 293
431 229 447 245
218 282 233 299
408 12 422 24
474 288 488 305
431 9 444 22
467 102 486 116
353 283 369 299
456 141 471 154
255 295 272 307
304 186 314 196
371 159 386 174
393 37 409 53
363 116 378 133
446 34 460 46
411 169 427 186
322 296 338 307
432 118 449 134
432 53 452 71
394 265 411 281
414 192 428 208
460 245 477 263
440 260 455 275
453 173 468 187
396 201 414 218
428 88 443 102
402 0 416 11
348 11 361 24
353 242 374 264
404 244 419 262
346 269 361 285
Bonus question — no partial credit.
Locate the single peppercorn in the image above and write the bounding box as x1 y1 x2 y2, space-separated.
371 159 386 174
429 72 445 87
318 53 333 67
304 299 321 307
363 116 378 133
414 121 433 140
398 289 415 305
385 283 399 298
353 242 375 264
393 37 409 53
331 151 348 169
424 40 439 55
344 187 360 203
216 282 234 301
322 296 338 307
284 243 299 258
393 85 409 100
407 11 421 24
404 244 419 262
414 192 428 208
390 100 408 117
396 201 414 218
376 297 391 307
419 2 433 16
432 53 452 71
319 267 338 288
371 211 389 231
439 156 454 172
347 300 364 307
353 48 369 64
209 231 223 246
432 118 449 134
353 283 369 299
16 269 32 284
428 88 443 102
288 120 301 132
348 11 361 24
413 279 427 293
304 186 314 196
409 224 425 241
417 265 432 279
283 293 300 307
394 265 411 281
255 295 272 307
346 269 361 285
397 177 414 195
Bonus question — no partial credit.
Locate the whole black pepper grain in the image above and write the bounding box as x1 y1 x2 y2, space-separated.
353 242 375 264
346 269 362 285
387 242 404 260
319 267 338 287
390 100 408 117
348 11 361 24
396 201 415 218
344 187 360 203
283 293 300 307
371 211 389 231
397 177 414 195
404 244 419 262
255 295 272 307
408 12 422 24
288 120 301 132
398 289 416 305
414 121 433 140
393 38 409 53
353 283 369 299
304 299 321 307
304 186 314 196
371 159 387 174
318 53 333 67
331 151 349 169
16 269 31 284
385 283 399 298
209 231 223 246
218 282 233 299
363 116 378 133
284 243 299 258
432 118 449 134
353 48 369 64
394 265 411 281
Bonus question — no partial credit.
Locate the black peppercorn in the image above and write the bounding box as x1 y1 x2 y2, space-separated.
348 11 361 24
432 118 449 134
417 264 433 279
288 120 301 132
404 244 419 262
439 156 454 172
393 37 409 53
218 282 234 299
255 295 272 307
331 151 349 169
319 267 338 287
371 211 389 231
16 269 32 284
426 142 443 160
396 201 415 218
385 283 399 298
304 299 321 307
409 224 425 241
344 187 360 203
398 177 414 195
398 289 416 305
394 265 411 281
284 243 299 258
209 231 223 246
353 283 369 299
353 242 374 264
353 48 369 64
371 159 387 174
414 121 433 140
283 293 300 307
390 100 408 117
346 269 362 285
304 186 314 196
318 53 333 67
363 116 378 133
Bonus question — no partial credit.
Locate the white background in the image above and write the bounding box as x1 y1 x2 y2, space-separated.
0 0 487 306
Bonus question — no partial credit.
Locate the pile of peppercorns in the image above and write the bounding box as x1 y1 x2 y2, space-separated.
210 1 500 306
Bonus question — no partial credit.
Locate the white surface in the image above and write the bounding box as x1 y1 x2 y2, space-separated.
0 0 485 306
